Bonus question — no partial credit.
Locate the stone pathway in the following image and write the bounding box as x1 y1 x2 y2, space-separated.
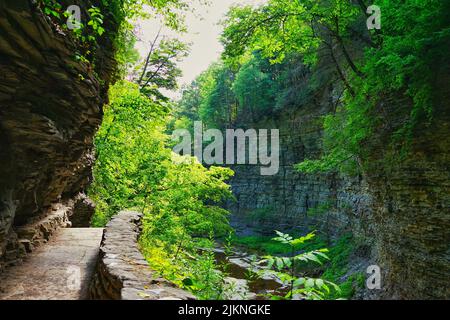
0 228 103 300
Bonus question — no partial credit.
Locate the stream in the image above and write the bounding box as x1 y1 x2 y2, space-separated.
214 248 288 300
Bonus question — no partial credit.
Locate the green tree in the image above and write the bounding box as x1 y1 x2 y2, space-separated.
260 231 340 300
221 0 367 93
90 81 235 299
136 31 189 101
174 62 236 131
199 64 237 129
91 81 233 232
221 0 450 174
233 52 280 123
296 0 450 173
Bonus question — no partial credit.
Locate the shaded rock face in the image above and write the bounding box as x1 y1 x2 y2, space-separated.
71 193 96 227
227 72 449 299
0 0 117 271
226 84 378 300
362 66 450 299
227 85 374 241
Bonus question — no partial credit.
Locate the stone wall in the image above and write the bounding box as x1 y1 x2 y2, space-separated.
89 211 195 300
0 0 117 271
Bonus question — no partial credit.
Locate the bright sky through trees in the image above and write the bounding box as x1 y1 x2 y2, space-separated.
135 0 267 98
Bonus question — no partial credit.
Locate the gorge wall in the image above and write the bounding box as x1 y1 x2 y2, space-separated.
226 69 449 299
226 82 378 299
0 0 448 301
360 65 450 300
0 0 117 272
228 84 374 240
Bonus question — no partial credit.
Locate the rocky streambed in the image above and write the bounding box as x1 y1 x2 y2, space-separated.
214 248 288 300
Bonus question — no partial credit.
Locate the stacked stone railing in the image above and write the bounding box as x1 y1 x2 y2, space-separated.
89 211 195 300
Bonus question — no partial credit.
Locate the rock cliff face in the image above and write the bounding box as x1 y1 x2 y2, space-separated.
0 0 117 272
0 1 447 301
228 84 374 239
361 66 450 299
226 82 378 299
227 69 449 299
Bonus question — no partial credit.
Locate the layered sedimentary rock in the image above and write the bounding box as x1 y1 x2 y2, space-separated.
227 70 449 299
0 0 117 272
228 85 374 239
361 66 450 299
71 193 96 227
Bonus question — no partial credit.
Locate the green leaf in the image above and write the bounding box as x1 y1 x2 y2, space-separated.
315 279 324 288
182 278 194 286
293 277 306 287
305 278 315 288
275 258 284 270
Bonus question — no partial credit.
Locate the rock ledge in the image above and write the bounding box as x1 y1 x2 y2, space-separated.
89 211 195 300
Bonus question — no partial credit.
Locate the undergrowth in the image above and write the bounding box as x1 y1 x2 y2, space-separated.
234 232 364 299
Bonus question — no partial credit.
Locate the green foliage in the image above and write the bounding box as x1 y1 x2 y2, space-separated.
39 0 200 79
296 0 450 174
91 81 233 228
67 6 106 46
303 0 450 173
39 1 106 49
175 51 313 131
87 7 105 37
321 234 353 280
90 82 235 299
220 0 450 175
361 0 449 136
174 62 233 131
232 52 281 122
109 0 195 79
40 0 62 18
258 231 340 300
199 64 236 128
140 238 227 300
295 93 371 175
284 232 361 300
91 81 165 225
220 0 365 174
233 235 291 256
238 232 364 299
320 234 360 299
221 0 361 65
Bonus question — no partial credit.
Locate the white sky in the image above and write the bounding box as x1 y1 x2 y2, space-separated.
135 0 266 99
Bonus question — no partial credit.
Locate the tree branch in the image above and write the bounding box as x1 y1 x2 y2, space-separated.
138 27 162 86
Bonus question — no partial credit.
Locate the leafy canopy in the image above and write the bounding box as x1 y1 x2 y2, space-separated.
220 0 450 174
90 81 235 299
